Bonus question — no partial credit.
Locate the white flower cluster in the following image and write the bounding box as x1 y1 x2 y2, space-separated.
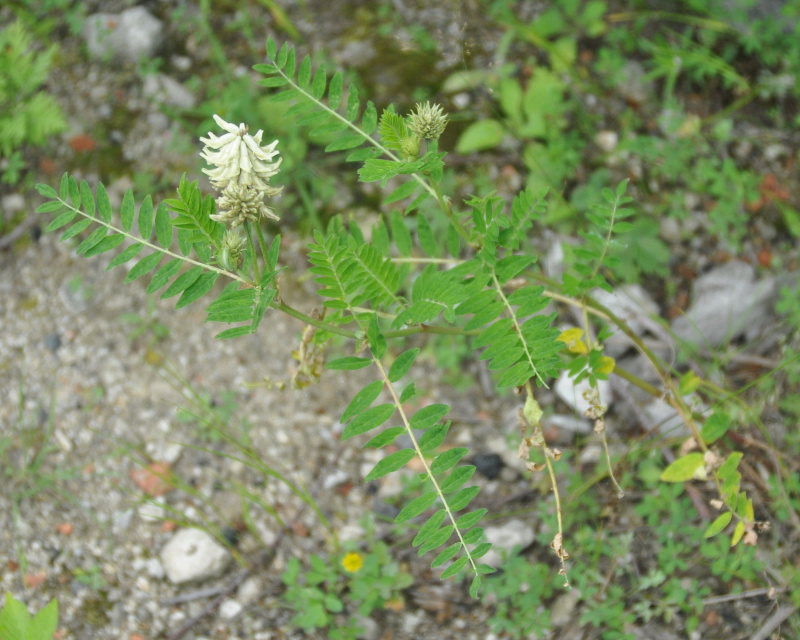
200 114 283 228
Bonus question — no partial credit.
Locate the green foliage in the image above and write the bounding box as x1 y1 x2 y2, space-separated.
0 593 58 640
482 552 554 639
32 23 793 610
0 21 67 184
281 535 412 637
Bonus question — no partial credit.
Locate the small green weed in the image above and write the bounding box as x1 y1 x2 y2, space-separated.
0 20 66 186
281 531 412 638
0 592 58 640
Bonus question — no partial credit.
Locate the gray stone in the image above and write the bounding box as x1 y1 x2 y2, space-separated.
84 7 164 62
160 528 231 584
671 260 777 349
593 284 662 357
218 598 243 620
142 74 196 110
481 518 536 567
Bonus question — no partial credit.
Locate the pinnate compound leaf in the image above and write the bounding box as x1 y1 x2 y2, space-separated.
46 209 77 231
419 526 454 555
440 556 469 579
125 252 162 283
155 202 172 247
430 448 468 474
120 189 135 232
146 258 182 293
79 180 95 217
448 485 480 511
326 135 364 152
455 508 487 529
36 183 58 199
59 173 69 200
75 226 107 254
341 380 385 422
138 195 154 239
36 201 65 213
327 356 372 370
395 491 438 524
704 512 732 538
731 520 745 546
418 422 449 452
96 182 112 223
387 348 419 382
364 449 415 482
399 383 416 404
161 265 202 299
84 233 124 257
328 71 343 109
469 576 482 598
431 542 460 567
205 283 257 323
107 242 143 270
702 412 730 444
718 451 743 480
409 404 449 430
660 452 705 482
68 175 80 207
342 404 395 439
412 509 446 546
60 218 92 241
440 465 476 493
176 271 218 309
462 527 484 544
363 426 404 448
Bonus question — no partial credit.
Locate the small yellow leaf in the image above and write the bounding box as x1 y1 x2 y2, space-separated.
731 520 745 546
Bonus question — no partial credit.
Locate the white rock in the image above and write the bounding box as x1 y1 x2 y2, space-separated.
671 261 777 348
219 598 243 620
481 518 536 567
1 194 25 214
142 73 196 109
138 497 165 522
592 284 661 356
322 469 349 490
145 557 164 579
83 7 164 62
550 589 580 626
354 615 380 640
595 130 619 153
237 577 262 606
160 528 231 584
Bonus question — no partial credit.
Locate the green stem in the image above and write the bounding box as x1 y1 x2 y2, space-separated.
273 300 359 339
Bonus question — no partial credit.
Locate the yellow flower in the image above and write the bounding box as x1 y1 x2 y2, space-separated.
341 552 363 573
557 328 588 354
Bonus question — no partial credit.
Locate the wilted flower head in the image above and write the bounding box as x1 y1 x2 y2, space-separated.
200 114 283 192
407 102 448 140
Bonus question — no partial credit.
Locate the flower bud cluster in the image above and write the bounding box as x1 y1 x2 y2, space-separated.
200 114 283 229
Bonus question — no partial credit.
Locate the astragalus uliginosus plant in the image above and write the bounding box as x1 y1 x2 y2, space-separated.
35 38 764 596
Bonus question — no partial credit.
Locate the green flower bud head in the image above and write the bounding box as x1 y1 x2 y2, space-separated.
407 102 448 140
219 230 247 270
